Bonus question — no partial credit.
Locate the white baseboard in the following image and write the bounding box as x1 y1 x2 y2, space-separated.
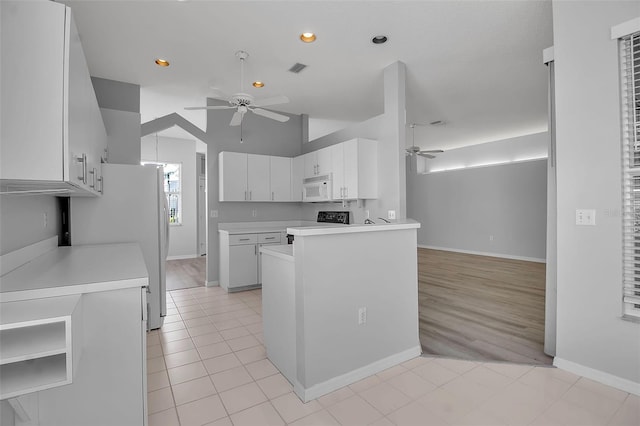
293 345 422 402
167 254 199 261
206 281 219 287
418 244 546 263
0 236 58 276
554 357 640 396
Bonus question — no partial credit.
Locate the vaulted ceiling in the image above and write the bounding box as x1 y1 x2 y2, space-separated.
62 0 553 150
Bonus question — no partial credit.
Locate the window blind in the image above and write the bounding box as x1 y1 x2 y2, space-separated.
621 31 640 318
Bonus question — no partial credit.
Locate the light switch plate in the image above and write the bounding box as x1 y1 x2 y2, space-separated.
576 209 596 226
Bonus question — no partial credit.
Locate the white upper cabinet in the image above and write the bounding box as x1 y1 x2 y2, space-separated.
303 146 332 178
0 1 106 196
219 152 293 202
331 138 378 200
219 152 248 201
247 154 270 201
269 156 292 201
291 155 304 201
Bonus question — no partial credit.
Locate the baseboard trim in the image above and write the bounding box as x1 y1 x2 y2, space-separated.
418 245 546 263
206 280 219 287
553 357 640 396
293 345 422 402
0 236 58 276
167 254 199 261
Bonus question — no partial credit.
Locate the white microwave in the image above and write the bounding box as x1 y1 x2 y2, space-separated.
302 174 332 202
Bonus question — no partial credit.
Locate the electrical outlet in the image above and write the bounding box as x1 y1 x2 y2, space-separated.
576 209 596 226
210 210 218 218
489 235 494 241
358 307 367 325
252 210 257 217
388 210 396 220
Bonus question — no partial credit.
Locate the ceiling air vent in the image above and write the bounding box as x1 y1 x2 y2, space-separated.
288 63 307 74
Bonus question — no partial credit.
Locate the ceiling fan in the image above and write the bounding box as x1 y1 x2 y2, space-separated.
185 51 290 126
405 123 444 159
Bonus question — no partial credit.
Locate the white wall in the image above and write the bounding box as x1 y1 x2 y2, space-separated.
0 195 59 255
142 135 198 259
552 0 640 392
307 118 356 142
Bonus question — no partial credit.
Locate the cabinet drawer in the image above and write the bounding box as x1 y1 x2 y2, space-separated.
229 234 258 245
258 233 281 244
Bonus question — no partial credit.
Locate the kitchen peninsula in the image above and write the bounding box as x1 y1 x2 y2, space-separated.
260 221 421 402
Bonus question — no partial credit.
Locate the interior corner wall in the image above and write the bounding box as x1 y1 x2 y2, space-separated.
552 0 640 389
206 105 304 284
301 61 407 225
142 135 198 259
407 159 547 261
0 194 59 255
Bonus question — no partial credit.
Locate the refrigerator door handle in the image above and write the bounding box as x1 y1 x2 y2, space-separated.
163 194 170 259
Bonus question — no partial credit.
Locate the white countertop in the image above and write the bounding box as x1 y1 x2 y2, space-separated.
218 220 316 235
0 243 149 303
286 220 420 236
260 244 294 262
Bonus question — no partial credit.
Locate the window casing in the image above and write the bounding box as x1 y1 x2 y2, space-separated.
620 31 640 318
163 163 182 225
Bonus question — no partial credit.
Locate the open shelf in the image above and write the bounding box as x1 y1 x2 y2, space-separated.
0 295 81 400
0 354 69 399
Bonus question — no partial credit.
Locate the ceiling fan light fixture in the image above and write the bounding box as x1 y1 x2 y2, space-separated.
300 32 316 43
154 58 170 67
252 81 265 88
372 35 388 44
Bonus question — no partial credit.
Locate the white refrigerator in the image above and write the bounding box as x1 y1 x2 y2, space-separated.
70 163 169 330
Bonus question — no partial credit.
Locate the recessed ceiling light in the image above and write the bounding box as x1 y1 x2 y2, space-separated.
371 35 388 44
155 58 170 67
253 81 265 88
300 32 316 43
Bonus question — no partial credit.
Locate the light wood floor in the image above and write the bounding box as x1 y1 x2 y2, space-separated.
418 248 552 365
166 256 206 291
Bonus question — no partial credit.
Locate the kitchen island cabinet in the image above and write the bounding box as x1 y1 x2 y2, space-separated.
0 243 148 426
0 1 107 196
261 221 421 402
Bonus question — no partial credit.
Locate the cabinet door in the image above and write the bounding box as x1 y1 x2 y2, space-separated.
270 156 292 201
229 244 258 288
1 1 66 181
247 154 270 201
258 242 282 284
291 155 304 201
303 152 317 178
219 152 248 201
66 11 107 194
330 143 345 199
342 139 359 199
316 146 332 176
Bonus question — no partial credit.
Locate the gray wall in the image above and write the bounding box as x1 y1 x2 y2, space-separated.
0 195 59 255
407 159 547 260
552 1 640 387
91 77 141 165
206 106 304 284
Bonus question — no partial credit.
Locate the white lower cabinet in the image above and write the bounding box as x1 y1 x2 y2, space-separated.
220 231 283 291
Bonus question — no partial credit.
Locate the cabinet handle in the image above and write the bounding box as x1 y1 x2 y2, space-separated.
89 168 96 188
239 238 250 241
265 237 275 240
77 153 87 184
255 245 257 255
244 191 247 201
272 192 274 201
97 176 103 194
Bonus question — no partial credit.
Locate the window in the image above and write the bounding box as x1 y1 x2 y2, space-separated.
164 163 182 225
620 31 640 318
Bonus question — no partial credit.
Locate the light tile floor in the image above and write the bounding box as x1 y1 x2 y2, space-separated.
147 286 639 426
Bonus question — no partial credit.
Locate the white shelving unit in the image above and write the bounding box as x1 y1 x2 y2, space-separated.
0 294 81 400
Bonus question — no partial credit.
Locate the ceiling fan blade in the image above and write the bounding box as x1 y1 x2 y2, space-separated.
185 105 234 110
418 153 436 159
419 149 444 154
252 95 289 107
229 110 244 126
251 108 290 122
